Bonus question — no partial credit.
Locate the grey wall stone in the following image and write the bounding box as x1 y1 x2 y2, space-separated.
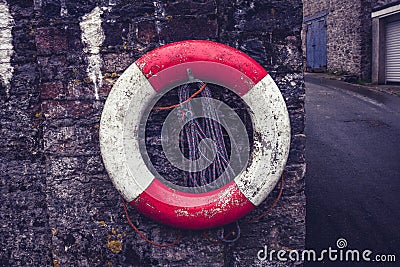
0 1 52 266
303 0 366 79
303 0 400 81
1 0 305 266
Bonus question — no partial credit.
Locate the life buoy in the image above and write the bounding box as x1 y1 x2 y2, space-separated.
100 40 290 229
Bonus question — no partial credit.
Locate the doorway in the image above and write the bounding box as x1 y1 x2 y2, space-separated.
306 17 327 72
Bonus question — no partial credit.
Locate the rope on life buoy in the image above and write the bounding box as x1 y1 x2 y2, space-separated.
152 83 207 111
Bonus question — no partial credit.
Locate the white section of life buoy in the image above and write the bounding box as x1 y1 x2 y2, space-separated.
237 74 291 206
100 63 155 202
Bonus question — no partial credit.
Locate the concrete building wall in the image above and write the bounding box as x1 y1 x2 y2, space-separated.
371 0 400 84
374 0 400 7
1 0 305 266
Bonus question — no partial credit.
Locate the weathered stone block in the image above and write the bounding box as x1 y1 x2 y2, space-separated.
164 0 216 16
41 81 66 99
158 16 218 42
35 27 68 55
41 100 100 120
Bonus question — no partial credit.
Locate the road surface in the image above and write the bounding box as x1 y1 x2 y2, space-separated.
305 74 400 267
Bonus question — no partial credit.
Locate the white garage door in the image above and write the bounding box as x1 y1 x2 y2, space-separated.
386 20 400 83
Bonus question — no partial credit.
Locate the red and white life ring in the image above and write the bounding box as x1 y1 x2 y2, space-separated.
100 40 290 229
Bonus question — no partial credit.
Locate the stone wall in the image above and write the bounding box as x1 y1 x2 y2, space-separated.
303 0 367 79
327 0 364 78
0 1 305 266
302 0 388 81
303 0 330 18
0 1 52 266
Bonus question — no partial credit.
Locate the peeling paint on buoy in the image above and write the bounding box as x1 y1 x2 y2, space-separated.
0 2 14 96
80 7 105 100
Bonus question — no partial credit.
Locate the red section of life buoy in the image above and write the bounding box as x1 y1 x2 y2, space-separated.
132 179 255 229
135 40 268 95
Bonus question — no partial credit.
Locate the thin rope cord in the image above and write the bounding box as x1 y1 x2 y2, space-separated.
203 173 285 244
218 221 241 243
174 83 232 188
153 83 207 111
200 84 231 185
202 230 222 243
246 173 285 224
122 197 182 247
203 223 240 243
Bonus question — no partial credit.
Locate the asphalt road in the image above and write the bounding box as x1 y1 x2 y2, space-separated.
304 74 400 267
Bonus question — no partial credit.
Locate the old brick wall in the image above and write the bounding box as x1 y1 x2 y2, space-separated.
0 1 305 266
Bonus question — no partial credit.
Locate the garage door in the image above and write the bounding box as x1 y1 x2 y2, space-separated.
386 20 400 83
